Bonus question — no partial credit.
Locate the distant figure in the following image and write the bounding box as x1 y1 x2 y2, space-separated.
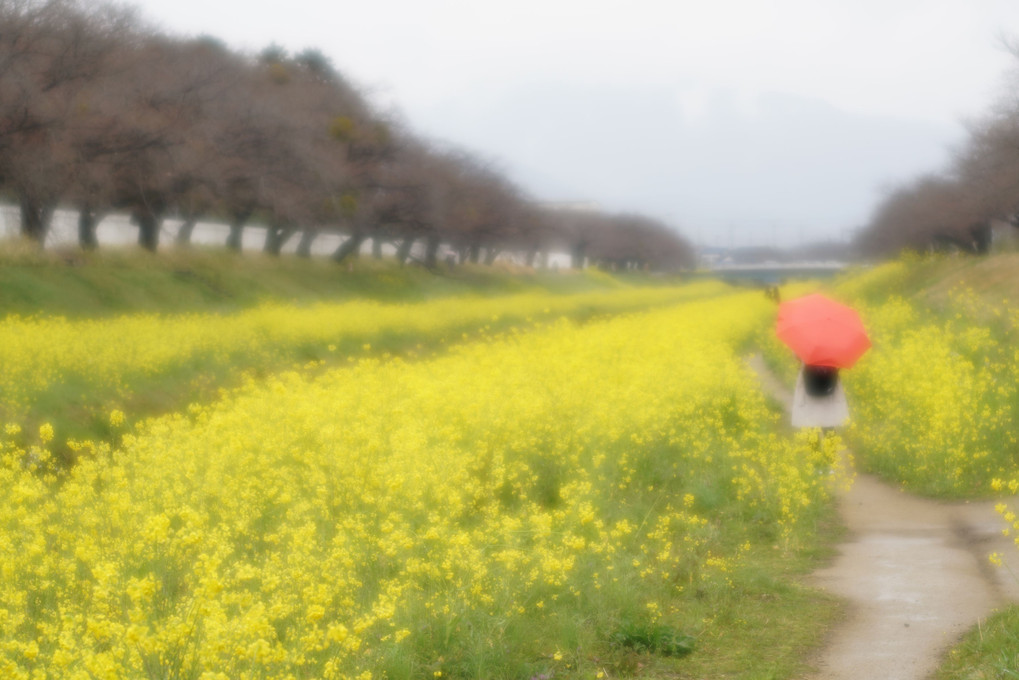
764 285 781 304
791 364 849 429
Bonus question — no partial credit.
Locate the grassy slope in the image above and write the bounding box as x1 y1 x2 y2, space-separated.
919 253 1019 679
842 251 1019 311
0 242 644 317
910 252 1019 306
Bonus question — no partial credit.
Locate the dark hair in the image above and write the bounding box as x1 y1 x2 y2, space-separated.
803 365 839 397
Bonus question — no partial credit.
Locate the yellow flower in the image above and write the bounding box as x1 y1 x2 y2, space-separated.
0 284 824 678
38 422 54 443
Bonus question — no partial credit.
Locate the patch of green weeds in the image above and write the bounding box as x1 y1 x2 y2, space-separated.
610 621 696 657
937 606 1019 679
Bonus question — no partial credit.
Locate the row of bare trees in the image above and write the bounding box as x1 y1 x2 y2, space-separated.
855 50 1019 257
0 0 695 270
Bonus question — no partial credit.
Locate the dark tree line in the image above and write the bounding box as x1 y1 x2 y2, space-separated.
855 48 1019 258
0 0 695 271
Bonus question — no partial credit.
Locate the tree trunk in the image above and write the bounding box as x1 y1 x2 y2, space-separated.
175 219 197 247
424 234 441 269
525 249 537 268
78 206 100 250
971 222 991 254
395 237 415 265
571 241 587 269
263 226 295 256
468 243 480 264
372 235 383 259
226 214 249 252
483 247 500 265
296 229 317 257
19 195 51 244
136 212 161 252
332 232 365 263
933 232 974 254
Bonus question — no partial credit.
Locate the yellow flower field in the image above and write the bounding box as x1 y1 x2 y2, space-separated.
827 261 1019 497
0 290 839 679
0 281 728 439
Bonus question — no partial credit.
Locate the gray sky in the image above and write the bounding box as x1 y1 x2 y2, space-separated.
131 0 1019 248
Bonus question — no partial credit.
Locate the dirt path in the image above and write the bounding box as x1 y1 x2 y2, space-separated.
748 356 1019 680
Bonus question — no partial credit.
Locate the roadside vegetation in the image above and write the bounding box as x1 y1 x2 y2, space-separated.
937 606 1019 679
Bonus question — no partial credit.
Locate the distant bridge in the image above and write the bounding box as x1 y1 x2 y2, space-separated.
692 262 848 285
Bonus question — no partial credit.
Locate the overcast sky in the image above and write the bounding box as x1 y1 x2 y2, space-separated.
130 0 1019 248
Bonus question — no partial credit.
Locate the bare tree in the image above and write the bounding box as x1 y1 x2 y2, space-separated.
0 0 132 243
90 35 239 251
426 149 531 264
0 2 681 269
855 174 991 257
587 213 696 271
540 207 610 269
955 109 1019 233
854 44 1019 258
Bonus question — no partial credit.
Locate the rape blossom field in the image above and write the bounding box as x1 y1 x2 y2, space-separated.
0 286 843 679
0 281 727 441
828 260 1019 498
757 259 1019 499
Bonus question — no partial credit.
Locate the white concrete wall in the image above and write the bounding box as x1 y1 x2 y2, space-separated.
0 204 577 267
0 205 395 257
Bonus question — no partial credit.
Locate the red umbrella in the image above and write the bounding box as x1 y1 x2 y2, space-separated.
775 293 871 368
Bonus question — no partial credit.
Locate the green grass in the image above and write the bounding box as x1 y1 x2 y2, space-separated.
937 606 1019 679
0 241 677 317
838 251 1019 314
567 503 846 679
644 522 845 680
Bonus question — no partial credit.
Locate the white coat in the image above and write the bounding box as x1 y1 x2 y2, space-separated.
791 366 849 428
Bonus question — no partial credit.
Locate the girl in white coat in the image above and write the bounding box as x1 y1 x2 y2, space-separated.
791 364 849 429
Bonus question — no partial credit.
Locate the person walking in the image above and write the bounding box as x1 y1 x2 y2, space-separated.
775 292 869 429
791 364 849 429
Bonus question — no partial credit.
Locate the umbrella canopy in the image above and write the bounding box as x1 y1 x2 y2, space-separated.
775 293 871 368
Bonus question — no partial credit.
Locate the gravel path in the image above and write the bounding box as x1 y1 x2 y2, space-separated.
749 356 1019 680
